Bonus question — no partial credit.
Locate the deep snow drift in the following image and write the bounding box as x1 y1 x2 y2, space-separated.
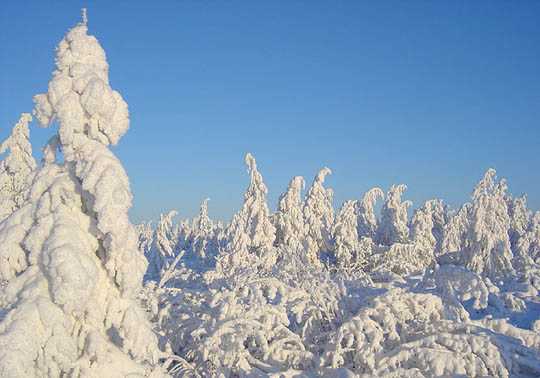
1 11 540 378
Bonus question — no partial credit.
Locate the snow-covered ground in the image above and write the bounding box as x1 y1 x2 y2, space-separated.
1 10 539 378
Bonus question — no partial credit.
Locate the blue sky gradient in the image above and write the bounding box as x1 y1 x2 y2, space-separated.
1 1 539 222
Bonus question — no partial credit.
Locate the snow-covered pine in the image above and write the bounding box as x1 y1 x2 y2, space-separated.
0 12 163 376
332 200 365 272
356 187 384 239
214 153 276 279
0 113 37 222
376 184 411 246
303 167 334 266
274 176 306 253
463 169 515 282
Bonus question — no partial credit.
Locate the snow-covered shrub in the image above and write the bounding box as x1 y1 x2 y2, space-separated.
368 243 429 276
322 287 540 377
0 13 163 376
0 113 36 222
419 263 496 320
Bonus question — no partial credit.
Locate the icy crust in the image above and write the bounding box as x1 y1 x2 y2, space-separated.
0 16 163 376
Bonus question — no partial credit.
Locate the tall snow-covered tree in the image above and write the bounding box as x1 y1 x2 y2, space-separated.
463 169 514 282
0 113 37 222
376 184 411 246
216 153 276 276
303 167 334 265
356 187 384 240
0 13 163 375
275 176 306 252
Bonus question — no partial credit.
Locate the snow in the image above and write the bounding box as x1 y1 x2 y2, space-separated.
1 9 540 378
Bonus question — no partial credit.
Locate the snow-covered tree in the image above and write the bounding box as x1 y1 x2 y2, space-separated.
356 187 384 239
215 153 276 277
463 169 515 282
517 211 540 265
0 113 37 222
136 221 154 256
146 210 180 280
407 199 449 271
190 198 218 261
275 176 306 252
193 198 212 236
411 199 441 252
376 184 411 246
507 195 531 257
441 202 472 255
303 168 334 266
333 200 366 271
0 12 163 375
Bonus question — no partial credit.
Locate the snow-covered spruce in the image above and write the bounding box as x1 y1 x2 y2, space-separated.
0 13 164 376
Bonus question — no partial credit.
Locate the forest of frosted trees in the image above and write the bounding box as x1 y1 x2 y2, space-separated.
1 12 540 378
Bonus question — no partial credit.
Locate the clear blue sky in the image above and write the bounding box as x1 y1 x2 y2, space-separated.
1 1 539 223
